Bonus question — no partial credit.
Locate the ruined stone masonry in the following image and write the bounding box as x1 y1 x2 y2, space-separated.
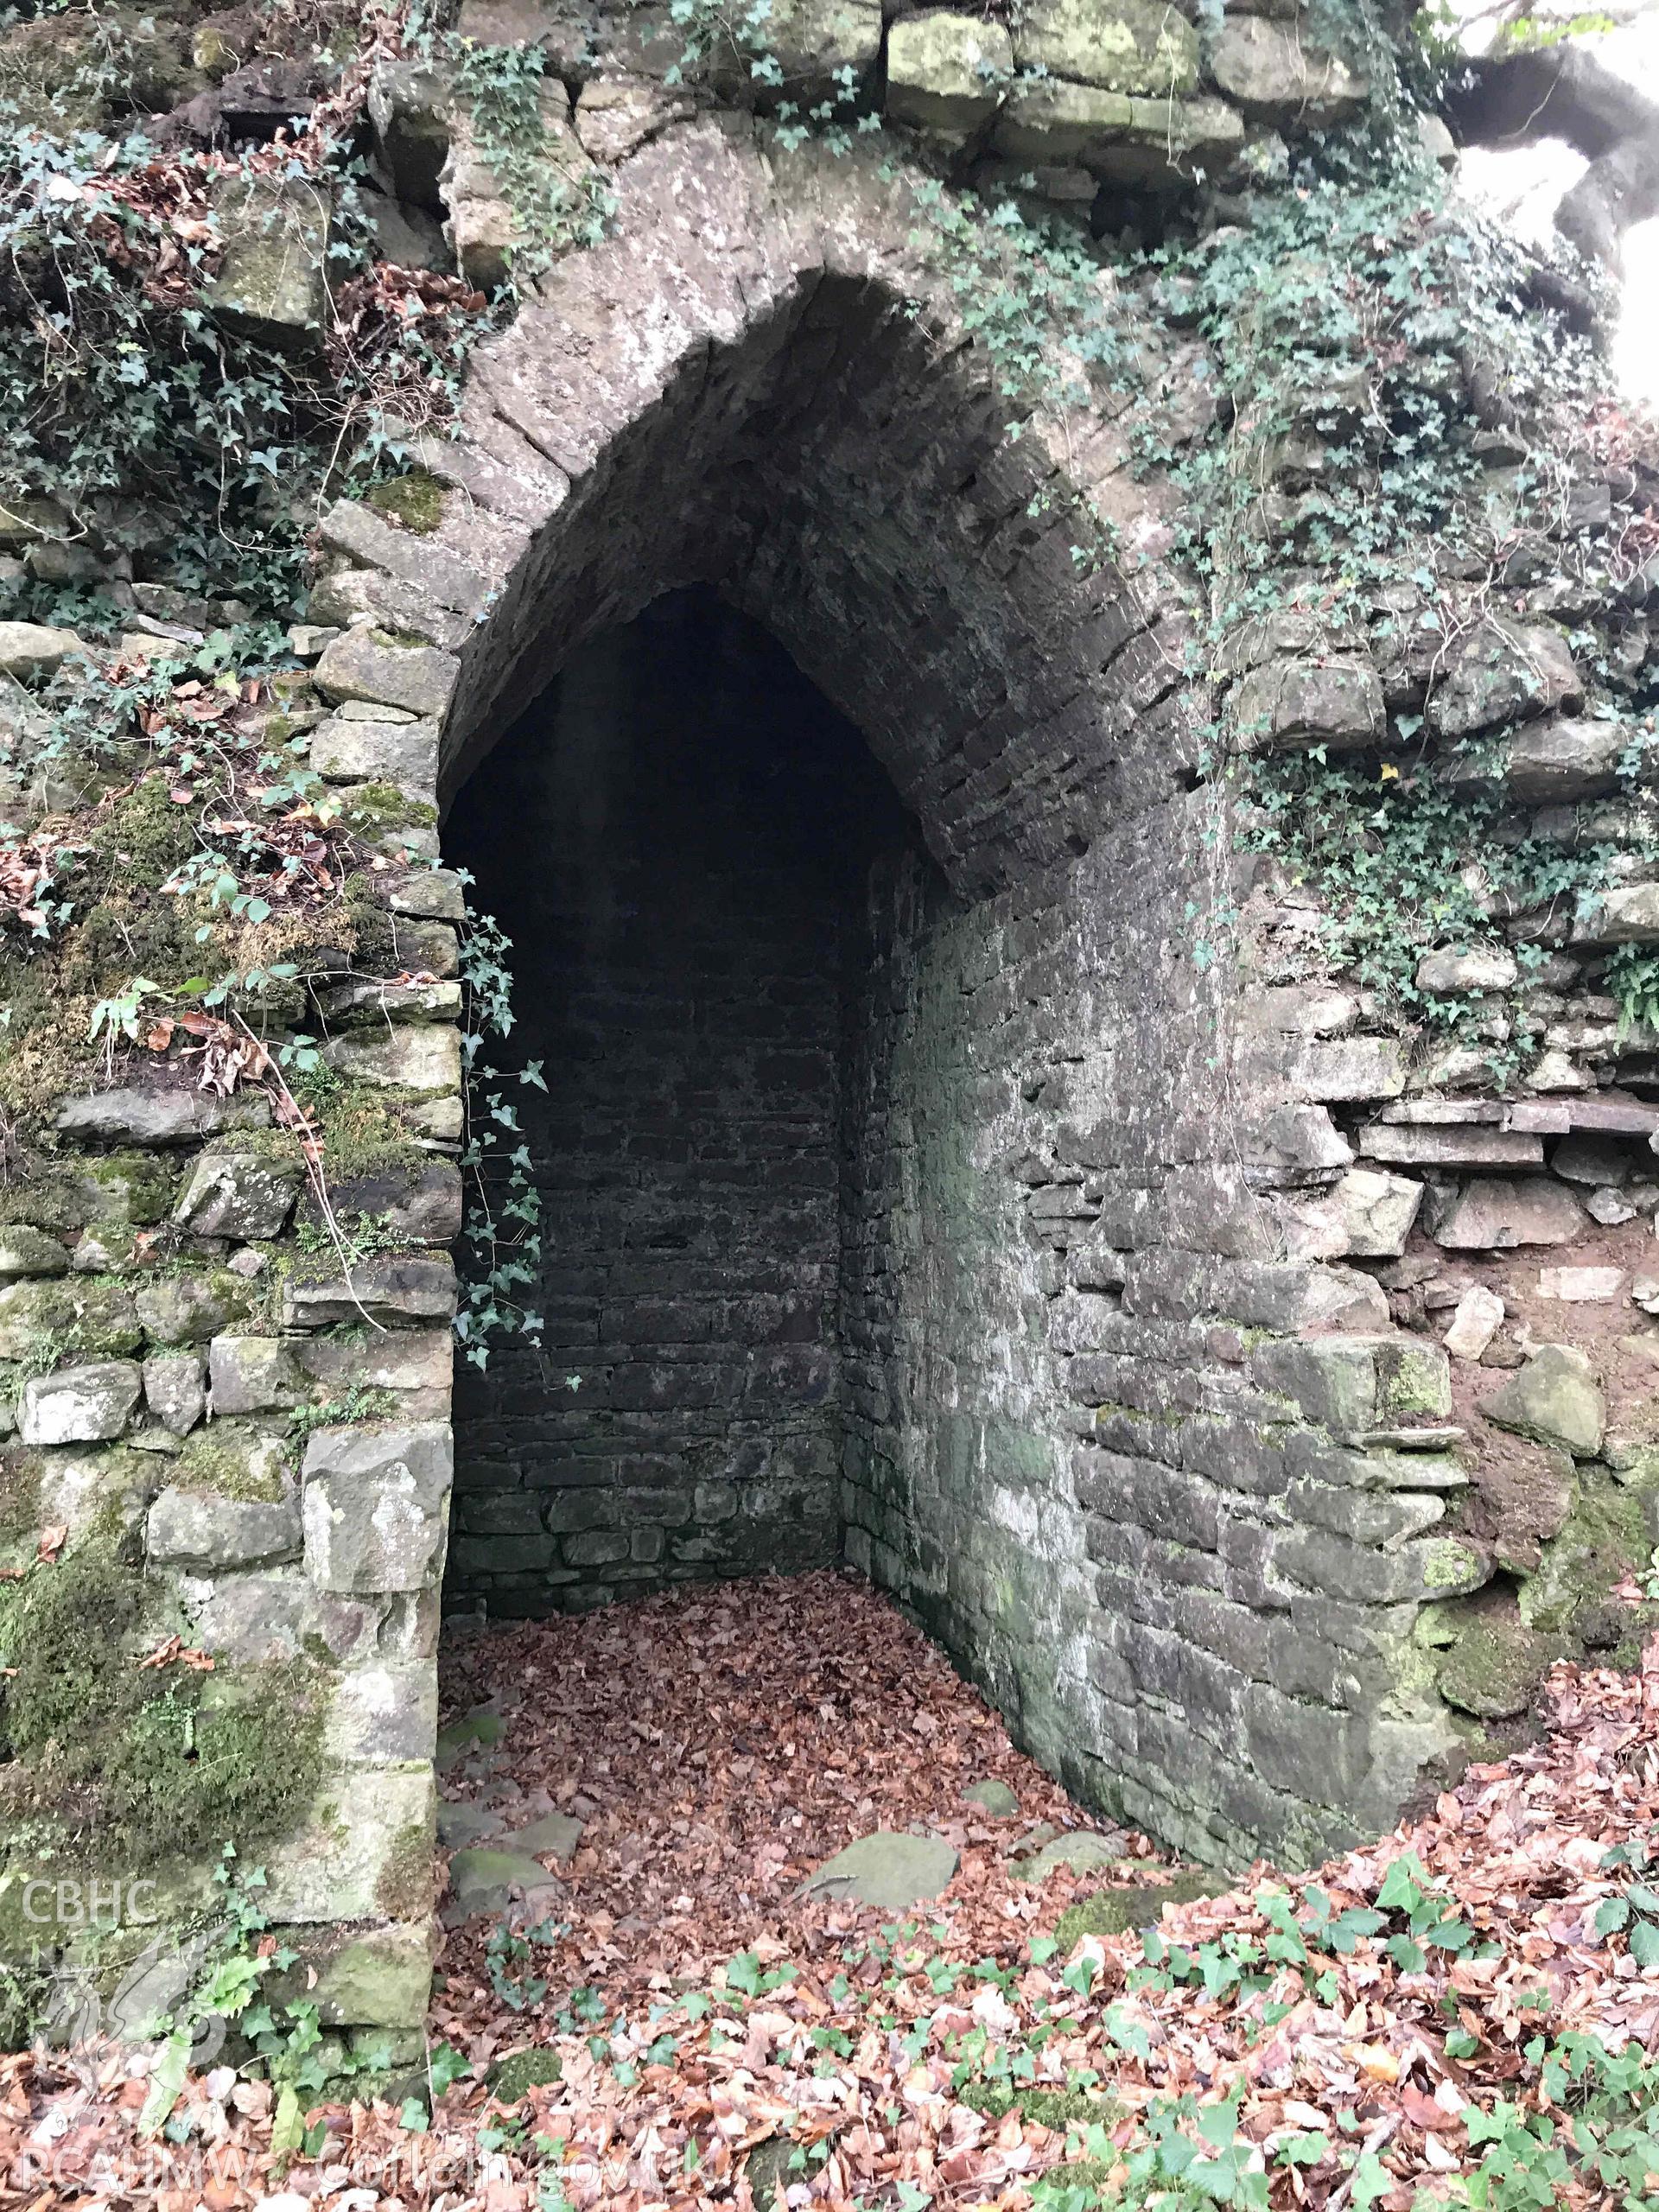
2 0 1658 2061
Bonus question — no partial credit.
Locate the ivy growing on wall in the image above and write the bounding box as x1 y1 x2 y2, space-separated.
450 39 615 288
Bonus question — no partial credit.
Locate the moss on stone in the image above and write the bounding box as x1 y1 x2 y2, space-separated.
375 1820 437 1921
961 2082 1122 2131
308 1084 426 1182
171 1425 289 1503
1052 1867 1220 1952
0 1172 85 1234
1422 1539 1483 1591
81 1150 179 1225
0 1450 40 1563
60 895 194 1002
0 1531 325 1871
364 471 446 534
88 775 200 885
338 782 440 839
94 1663 325 1868
337 890 397 973
489 2045 563 2102
1434 1605 1566 1722
1519 1470 1651 1635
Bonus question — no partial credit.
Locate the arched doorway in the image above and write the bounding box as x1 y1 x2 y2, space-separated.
443 589 935 1616
320 122 1439 1885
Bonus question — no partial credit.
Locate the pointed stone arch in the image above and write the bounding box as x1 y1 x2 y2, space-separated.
321 122 1198 895
296 125 1466 1994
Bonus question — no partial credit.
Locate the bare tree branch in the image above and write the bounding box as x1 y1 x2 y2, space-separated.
1444 41 1659 269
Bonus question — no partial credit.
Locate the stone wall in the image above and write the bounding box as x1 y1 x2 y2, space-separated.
444 594 918 1609
3 0 1659 2063
404 124 1484 1872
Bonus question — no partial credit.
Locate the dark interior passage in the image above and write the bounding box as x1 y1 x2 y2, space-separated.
444 590 928 1616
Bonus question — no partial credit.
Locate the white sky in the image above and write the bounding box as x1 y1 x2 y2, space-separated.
1452 6 1659 411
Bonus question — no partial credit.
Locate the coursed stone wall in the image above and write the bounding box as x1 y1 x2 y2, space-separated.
6 0 1659 2058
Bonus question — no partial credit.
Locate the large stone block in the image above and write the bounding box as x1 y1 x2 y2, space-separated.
1423 1175 1590 1249
1360 1123 1541 1169
886 12 1012 134
1426 617 1580 739
1480 1344 1605 1459
314 628 459 719
708 0 881 98
264 1765 436 1922
1289 1036 1405 1102
1572 883 1659 947
367 58 453 211
1442 715 1624 804
171 1148 302 1239
207 178 331 344
318 499 487 615
321 1024 462 1096
146 1483 303 1572
54 1085 270 1147
1211 16 1369 122
324 1662 440 1766
1233 656 1383 752
143 1349 206 1436
266 1921 434 2029
1275 1167 1422 1260
309 710 442 799
133 1268 253 1345
1088 93 1243 182
185 1571 385 1665
0 1227 70 1277
282 1252 458 1329
35 1446 156 1545
18 1360 142 1444
208 1334 302 1415
1251 1334 1451 1435
992 78 1134 160
1272 1523 1487 1607
302 1422 454 1592
295 1327 453 1408
1013 0 1197 92
0 620 85 677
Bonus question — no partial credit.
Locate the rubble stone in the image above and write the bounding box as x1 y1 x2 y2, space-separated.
1481 1344 1605 1458
1425 1177 1591 1249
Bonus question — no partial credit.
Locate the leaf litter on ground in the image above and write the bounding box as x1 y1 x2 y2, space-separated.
2 1572 1656 2212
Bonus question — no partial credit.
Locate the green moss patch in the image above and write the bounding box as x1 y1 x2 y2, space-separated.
1053 1868 1221 1952
364 470 446 534
0 1450 40 1562
0 1536 325 1871
170 1425 289 1503
337 782 440 841
1520 1471 1653 1637
489 2045 563 2103
1434 1603 1567 1723
961 2082 1122 2131
87 774 200 884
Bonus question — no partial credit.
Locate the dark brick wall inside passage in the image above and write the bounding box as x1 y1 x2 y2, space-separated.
443 588 932 1613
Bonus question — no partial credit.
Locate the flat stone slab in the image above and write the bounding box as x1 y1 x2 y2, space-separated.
448 1847 561 1918
506 1811 584 1863
799 1832 957 1910
436 1707 508 1769
963 1777 1020 1817
1014 1832 1125 1881
437 1800 504 1847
